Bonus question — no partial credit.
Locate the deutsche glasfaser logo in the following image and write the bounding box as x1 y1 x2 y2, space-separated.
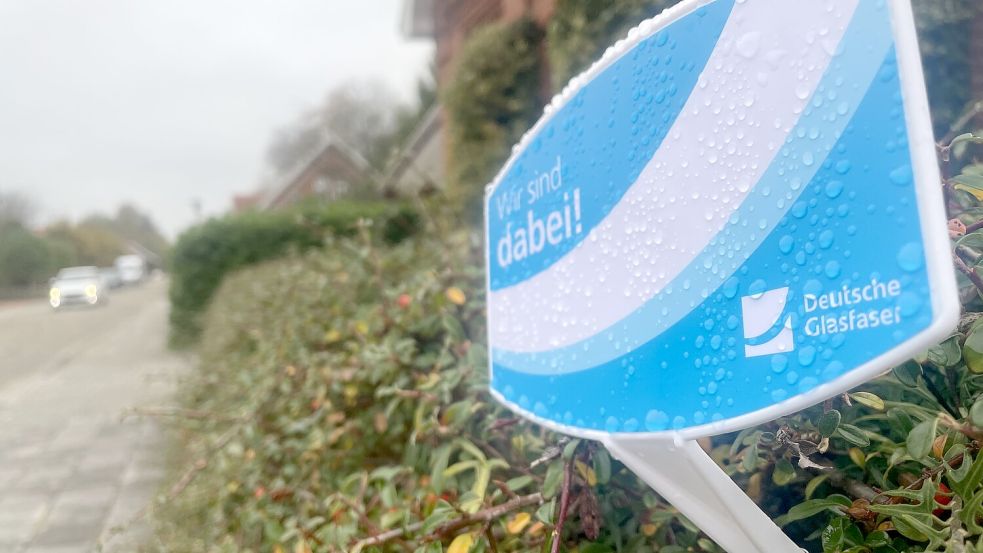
741 287 795 358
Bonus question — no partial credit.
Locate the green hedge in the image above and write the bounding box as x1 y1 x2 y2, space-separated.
444 18 544 218
0 223 60 288
912 0 979 138
167 201 419 347
152 219 983 552
546 0 676 90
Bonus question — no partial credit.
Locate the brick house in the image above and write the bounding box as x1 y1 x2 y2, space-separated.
387 0 557 195
256 140 368 210
402 0 557 87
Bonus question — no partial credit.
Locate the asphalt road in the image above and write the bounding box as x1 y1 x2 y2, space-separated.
0 278 187 552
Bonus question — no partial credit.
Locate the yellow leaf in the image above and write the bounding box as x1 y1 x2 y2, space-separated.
448 533 474 553
354 321 369 335
446 286 467 306
642 523 659 536
746 472 762 502
527 521 545 536
506 512 531 534
575 460 598 486
848 447 866 469
955 183 983 200
849 392 885 411
932 434 947 460
324 329 341 343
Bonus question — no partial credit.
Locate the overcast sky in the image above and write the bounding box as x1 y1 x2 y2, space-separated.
0 1 433 238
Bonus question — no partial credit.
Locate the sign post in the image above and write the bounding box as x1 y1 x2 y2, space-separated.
483 0 960 551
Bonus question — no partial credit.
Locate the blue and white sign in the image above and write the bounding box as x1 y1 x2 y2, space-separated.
484 0 959 440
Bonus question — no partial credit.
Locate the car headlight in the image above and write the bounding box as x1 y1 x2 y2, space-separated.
85 285 98 297
49 288 60 299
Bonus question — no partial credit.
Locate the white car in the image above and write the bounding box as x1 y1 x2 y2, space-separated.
49 266 106 309
114 255 146 285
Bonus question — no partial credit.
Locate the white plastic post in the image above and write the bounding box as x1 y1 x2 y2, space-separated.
603 435 805 553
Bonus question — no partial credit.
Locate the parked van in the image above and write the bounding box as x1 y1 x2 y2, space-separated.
114 255 146 285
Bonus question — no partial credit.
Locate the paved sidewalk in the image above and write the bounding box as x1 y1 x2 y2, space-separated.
0 281 187 552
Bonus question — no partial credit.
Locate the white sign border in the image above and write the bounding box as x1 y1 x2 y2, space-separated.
483 0 961 442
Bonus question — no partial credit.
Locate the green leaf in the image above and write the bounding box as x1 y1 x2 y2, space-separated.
849 392 885 411
730 428 757 456
949 132 983 151
472 463 491 498
772 458 796 486
958 230 983 251
835 424 870 447
504 475 534 493
891 514 948 548
964 325 983 374
444 460 479 478
887 408 915 437
380 509 405 529
535 498 555 523
906 418 939 460
442 400 474 428
817 410 841 438
864 530 891 547
960 489 983 535
821 517 863 552
821 519 845 552
742 439 759 472
454 438 487 462
971 398 983 427
950 451 983 500
592 449 611 485
578 544 613 553
458 490 483 514
805 474 830 500
893 360 922 387
953 172 983 192
926 336 962 367
441 314 466 341
562 439 580 460
946 446 972 482
543 460 564 499
421 500 456 533
776 495 850 527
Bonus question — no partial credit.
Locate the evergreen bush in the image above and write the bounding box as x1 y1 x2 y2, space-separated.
444 19 544 218
167 201 418 347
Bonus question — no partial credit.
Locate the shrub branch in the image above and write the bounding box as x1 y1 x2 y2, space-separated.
351 492 544 552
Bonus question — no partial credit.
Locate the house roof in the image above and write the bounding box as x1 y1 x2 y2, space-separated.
380 104 443 192
257 138 368 210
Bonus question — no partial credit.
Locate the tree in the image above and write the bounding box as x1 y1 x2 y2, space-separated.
0 190 37 228
80 204 169 259
265 80 401 174
266 123 325 176
43 221 125 267
0 224 55 287
317 81 399 164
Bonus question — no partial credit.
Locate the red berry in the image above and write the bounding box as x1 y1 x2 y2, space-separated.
933 482 952 516
397 294 412 308
254 486 266 499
